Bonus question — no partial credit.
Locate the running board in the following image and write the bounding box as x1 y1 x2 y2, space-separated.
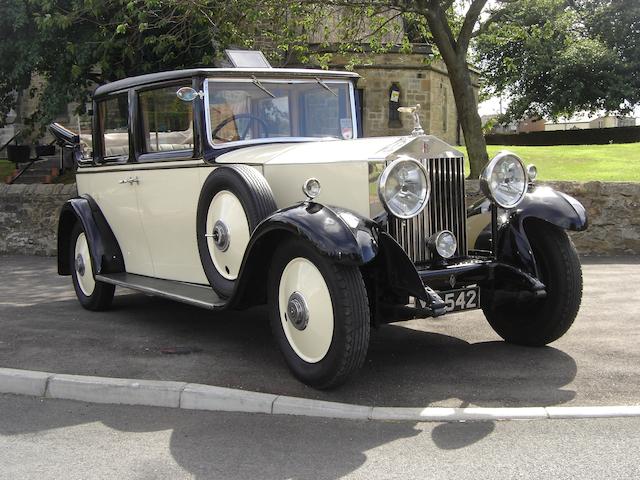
95 273 226 310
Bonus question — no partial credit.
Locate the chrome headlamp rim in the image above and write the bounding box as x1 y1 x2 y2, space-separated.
480 151 528 209
378 157 430 219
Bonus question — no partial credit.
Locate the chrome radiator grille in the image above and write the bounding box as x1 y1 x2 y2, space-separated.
386 156 468 264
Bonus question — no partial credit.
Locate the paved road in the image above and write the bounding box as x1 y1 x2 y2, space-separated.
1 393 639 480
0 255 639 408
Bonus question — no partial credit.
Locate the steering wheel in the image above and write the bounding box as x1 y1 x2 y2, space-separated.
211 114 269 142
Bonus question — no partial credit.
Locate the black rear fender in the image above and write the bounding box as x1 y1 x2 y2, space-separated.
57 196 124 275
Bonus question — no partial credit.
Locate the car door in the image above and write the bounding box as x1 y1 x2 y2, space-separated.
131 83 211 284
78 93 155 277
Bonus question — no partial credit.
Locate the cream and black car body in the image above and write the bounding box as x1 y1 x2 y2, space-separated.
51 67 588 388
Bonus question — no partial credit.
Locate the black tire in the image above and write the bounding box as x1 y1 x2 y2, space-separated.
70 223 115 311
482 218 583 346
268 238 371 389
196 165 277 298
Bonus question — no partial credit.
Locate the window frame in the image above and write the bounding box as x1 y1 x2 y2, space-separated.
134 81 197 164
96 92 131 165
204 78 359 150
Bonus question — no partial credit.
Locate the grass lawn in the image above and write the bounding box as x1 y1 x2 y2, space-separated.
459 142 640 182
0 159 15 181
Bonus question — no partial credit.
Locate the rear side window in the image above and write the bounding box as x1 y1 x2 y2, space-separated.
139 86 193 154
99 95 129 159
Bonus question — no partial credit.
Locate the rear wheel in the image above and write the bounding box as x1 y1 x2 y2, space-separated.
70 223 115 311
268 238 371 389
482 219 582 346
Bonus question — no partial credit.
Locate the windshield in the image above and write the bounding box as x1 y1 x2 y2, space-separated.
206 79 355 145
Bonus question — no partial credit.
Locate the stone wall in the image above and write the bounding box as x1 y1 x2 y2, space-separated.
0 184 77 256
0 181 638 257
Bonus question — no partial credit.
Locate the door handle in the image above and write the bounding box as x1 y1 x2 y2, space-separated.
119 176 140 185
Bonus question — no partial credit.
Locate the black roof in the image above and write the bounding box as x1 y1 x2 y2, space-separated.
93 67 360 97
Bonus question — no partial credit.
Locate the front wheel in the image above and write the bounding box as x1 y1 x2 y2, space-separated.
482 219 583 346
268 238 371 389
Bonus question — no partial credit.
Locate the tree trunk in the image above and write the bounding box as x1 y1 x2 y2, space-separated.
423 1 489 179
447 59 488 178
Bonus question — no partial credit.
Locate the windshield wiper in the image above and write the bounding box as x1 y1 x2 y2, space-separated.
316 77 338 97
252 76 275 98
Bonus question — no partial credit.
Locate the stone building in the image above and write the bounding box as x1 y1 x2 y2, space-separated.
338 49 479 145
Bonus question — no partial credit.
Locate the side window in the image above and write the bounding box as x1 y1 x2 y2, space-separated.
99 95 129 159
139 86 193 154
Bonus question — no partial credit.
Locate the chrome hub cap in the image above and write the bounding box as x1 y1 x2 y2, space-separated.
211 220 230 252
286 291 309 331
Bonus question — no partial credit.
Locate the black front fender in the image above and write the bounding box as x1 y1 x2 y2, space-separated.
515 186 588 232
57 196 124 275
467 185 588 276
229 202 379 308
251 202 380 265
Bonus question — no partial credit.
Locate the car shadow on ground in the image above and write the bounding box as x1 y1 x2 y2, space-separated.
0 291 578 410
0 393 504 478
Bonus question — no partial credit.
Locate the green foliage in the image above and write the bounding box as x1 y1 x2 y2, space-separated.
475 0 640 120
0 0 332 133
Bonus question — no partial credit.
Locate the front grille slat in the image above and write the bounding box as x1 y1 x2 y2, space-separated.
385 155 467 264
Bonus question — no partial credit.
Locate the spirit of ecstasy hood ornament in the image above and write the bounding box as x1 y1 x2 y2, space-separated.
397 104 425 137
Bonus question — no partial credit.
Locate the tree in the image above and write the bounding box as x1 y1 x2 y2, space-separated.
475 0 640 121
300 0 492 177
2 0 494 176
0 0 321 135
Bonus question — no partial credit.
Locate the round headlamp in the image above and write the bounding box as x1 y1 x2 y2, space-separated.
429 230 457 259
378 158 430 219
480 151 528 209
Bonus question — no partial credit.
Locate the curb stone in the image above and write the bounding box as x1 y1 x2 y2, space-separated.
47 374 187 408
0 368 51 397
272 395 373 420
1 368 639 422
181 383 277 413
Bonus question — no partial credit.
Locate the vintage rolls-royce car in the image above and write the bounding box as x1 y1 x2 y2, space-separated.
51 66 587 388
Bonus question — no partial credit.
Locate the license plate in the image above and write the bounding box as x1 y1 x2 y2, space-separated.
438 287 480 313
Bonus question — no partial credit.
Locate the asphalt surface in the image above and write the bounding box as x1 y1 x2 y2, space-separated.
0 255 639 408
1 394 639 479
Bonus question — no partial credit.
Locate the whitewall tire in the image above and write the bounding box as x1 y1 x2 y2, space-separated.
268 238 371 389
70 223 115 311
